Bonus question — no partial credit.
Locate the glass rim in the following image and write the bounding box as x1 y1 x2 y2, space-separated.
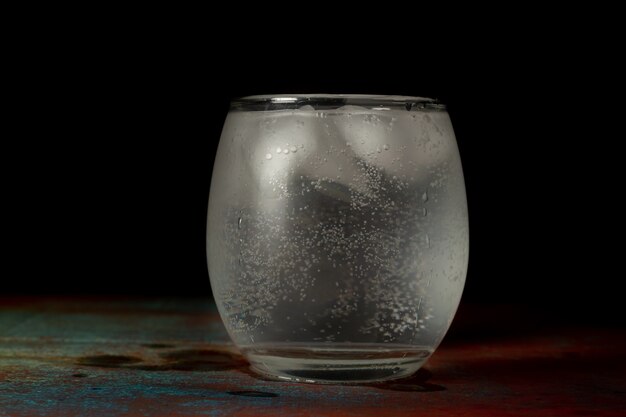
230 94 446 112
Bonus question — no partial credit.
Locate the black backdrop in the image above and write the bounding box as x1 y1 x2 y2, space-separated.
6 36 622 325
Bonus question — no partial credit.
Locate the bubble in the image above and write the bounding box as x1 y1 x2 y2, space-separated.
276 147 282 153
290 146 297 152
265 153 272 160
283 148 290 154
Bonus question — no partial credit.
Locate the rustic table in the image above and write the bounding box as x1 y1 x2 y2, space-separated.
1 297 624 416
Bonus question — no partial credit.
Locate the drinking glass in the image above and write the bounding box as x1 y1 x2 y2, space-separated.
207 94 468 384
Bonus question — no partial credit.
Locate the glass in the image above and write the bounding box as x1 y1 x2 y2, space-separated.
207 94 468 384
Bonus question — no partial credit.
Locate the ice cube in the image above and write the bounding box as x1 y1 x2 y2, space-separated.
219 106 458 212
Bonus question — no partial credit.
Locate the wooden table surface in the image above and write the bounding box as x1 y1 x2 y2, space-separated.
1 297 624 416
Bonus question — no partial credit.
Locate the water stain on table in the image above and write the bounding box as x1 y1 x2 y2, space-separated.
76 355 142 368
140 343 175 349
76 347 247 372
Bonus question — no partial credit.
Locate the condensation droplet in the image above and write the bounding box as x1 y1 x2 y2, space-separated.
283 148 290 154
290 146 297 152
425 234 430 248
238 217 242 229
422 191 428 202
383 144 389 150
422 207 428 217
276 147 282 153
265 153 272 160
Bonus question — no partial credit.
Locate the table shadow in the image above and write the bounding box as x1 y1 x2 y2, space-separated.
364 368 445 392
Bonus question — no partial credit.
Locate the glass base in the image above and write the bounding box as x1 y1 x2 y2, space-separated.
241 343 431 384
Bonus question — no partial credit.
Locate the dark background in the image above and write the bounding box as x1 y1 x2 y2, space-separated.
5 33 622 325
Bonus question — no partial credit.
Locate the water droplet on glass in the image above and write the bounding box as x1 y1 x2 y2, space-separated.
422 207 428 217
265 153 272 160
383 144 389 150
422 191 428 202
425 234 430 248
276 147 282 153
238 217 242 229
290 146 297 153
283 148 290 154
